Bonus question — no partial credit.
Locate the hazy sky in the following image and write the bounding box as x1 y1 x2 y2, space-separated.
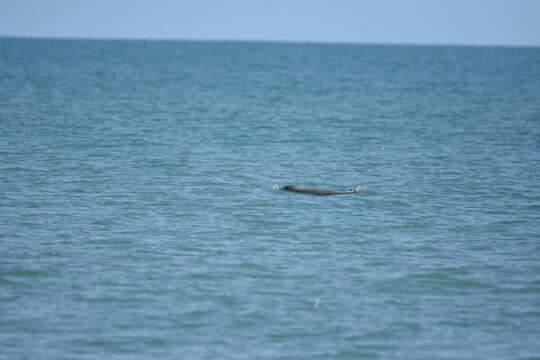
1 0 539 46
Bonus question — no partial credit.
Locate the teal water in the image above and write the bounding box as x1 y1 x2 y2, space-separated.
1 38 540 359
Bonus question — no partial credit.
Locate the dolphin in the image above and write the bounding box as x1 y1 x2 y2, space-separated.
281 185 364 195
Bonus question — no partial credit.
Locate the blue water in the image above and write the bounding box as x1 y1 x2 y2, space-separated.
1 37 540 359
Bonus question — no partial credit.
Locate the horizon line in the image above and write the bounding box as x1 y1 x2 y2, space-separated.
1 34 539 49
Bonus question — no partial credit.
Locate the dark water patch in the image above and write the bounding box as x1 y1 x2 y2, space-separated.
0 267 49 279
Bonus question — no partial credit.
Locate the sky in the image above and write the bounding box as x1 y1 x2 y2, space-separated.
1 0 539 46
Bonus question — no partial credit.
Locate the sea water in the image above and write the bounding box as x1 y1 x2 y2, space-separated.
1 38 539 359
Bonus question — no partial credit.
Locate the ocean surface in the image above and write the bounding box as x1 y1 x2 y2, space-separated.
1 37 539 359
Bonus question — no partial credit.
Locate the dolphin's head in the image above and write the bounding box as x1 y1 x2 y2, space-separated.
283 185 298 191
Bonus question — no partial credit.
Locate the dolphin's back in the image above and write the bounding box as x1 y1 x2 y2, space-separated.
283 186 351 195
297 188 340 195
